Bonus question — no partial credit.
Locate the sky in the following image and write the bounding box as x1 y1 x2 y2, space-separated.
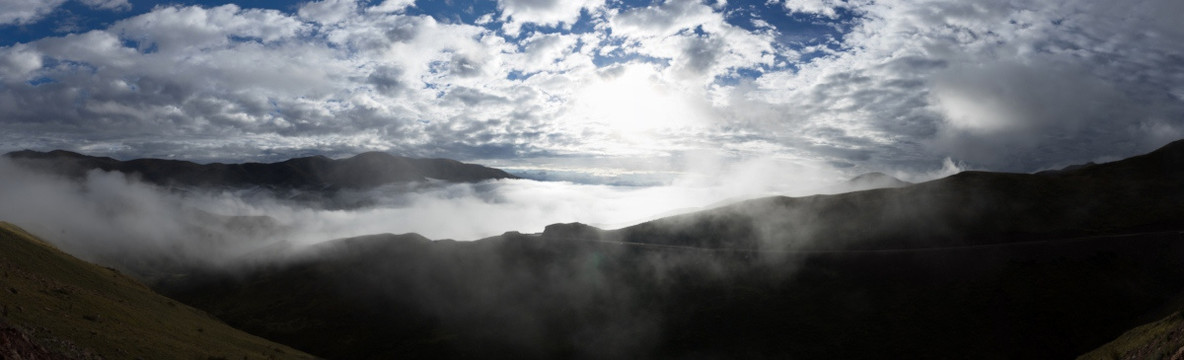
2 0 1183 184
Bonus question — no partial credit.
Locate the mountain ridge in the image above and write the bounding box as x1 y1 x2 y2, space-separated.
3 149 519 190
15 140 1184 358
156 139 1184 359
596 139 1184 251
846 171 912 189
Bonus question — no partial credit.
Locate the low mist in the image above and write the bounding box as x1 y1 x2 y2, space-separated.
0 156 894 272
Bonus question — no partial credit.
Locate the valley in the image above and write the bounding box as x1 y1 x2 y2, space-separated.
4 140 1184 358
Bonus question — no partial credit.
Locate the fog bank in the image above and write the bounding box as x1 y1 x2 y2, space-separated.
0 156 892 269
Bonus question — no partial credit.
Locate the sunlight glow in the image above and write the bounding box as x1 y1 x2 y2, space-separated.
570 64 704 140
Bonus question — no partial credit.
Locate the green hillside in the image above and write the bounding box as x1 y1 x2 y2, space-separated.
0 222 314 359
1080 310 1184 360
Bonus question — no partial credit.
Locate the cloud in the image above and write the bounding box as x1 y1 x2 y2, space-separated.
516 31 581 72
0 3 532 161
779 0 855 19
743 0 1184 171
0 43 42 80
369 0 415 14
113 5 306 52
1 0 1183 179
0 0 131 26
299 0 357 25
496 0 604 36
77 0 130 11
0 0 68 25
606 0 777 80
928 61 1134 163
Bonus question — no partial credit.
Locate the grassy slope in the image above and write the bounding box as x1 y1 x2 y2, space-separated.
0 222 314 359
1080 310 1184 360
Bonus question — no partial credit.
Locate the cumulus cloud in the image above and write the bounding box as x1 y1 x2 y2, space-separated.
779 0 854 19
369 0 415 14
0 2 531 162
0 0 131 26
0 43 42 80
497 0 604 36
299 0 357 25
607 0 775 81
0 0 68 25
743 0 1184 171
1 0 1183 179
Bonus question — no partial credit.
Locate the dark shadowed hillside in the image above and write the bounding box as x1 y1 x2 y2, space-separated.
157 140 1184 359
611 139 1184 251
0 222 313 359
3 149 518 190
160 227 1184 359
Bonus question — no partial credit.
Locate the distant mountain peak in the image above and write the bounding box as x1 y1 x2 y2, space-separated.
848 172 903 183
350 151 397 160
9 149 104 160
845 172 912 189
1036 139 1184 177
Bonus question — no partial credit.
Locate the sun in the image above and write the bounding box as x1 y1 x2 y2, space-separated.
571 64 701 137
